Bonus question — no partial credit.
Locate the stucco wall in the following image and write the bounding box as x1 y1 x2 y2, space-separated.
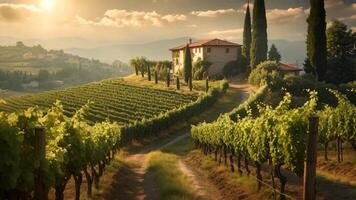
204 46 239 75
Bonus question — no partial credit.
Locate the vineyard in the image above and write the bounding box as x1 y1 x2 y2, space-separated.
0 78 229 200
191 90 356 199
0 78 198 125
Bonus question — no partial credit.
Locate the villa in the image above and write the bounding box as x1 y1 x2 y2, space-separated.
170 38 242 75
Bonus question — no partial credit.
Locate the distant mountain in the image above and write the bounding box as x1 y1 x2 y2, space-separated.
65 37 306 65
66 37 192 63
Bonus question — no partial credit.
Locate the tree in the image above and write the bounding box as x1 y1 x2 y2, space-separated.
147 64 151 81
184 44 192 83
130 58 139 76
303 58 314 74
243 1 252 67
193 58 211 80
248 61 282 88
307 0 327 81
327 20 356 59
324 20 356 84
38 69 50 82
250 0 268 69
268 44 281 62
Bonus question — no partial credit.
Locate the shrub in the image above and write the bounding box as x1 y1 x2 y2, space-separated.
193 58 211 80
248 61 282 88
222 56 249 78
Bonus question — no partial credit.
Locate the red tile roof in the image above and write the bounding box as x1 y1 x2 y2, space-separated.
278 62 302 72
170 38 242 51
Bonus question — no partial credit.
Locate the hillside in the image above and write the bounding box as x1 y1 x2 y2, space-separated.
0 42 133 92
0 77 201 124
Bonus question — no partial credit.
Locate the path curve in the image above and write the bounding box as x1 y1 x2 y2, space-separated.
99 81 251 200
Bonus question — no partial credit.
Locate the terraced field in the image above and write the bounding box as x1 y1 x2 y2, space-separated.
0 78 198 124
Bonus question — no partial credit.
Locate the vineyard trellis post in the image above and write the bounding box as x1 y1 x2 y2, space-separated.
303 116 318 200
34 126 47 200
205 76 209 92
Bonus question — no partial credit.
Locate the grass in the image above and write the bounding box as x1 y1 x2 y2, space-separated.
185 148 271 200
162 136 195 155
146 151 197 200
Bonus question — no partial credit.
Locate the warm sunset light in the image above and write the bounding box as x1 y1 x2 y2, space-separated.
41 0 55 11
0 1 355 200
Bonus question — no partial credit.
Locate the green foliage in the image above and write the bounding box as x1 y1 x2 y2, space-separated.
222 57 249 78
0 78 198 124
303 58 314 75
318 90 356 152
0 80 229 198
250 0 268 68
248 61 282 89
192 91 320 176
155 61 172 80
38 69 50 82
268 44 281 62
324 20 356 84
243 3 252 66
184 44 192 83
325 57 355 84
193 58 211 80
327 20 356 59
307 0 327 81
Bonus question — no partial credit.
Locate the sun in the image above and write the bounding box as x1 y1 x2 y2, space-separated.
41 0 56 11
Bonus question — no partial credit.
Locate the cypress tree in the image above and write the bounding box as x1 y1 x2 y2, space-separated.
189 77 193 91
205 76 209 93
250 0 268 68
184 44 192 83
307 0 327 81
147 65 151 81
154 71 158 84
242 1 252 66
166 73 170 87
268 44 281 62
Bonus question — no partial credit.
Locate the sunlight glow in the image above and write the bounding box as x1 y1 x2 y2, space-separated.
41 0 56 11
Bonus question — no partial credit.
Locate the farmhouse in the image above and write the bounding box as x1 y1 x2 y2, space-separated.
170 38 242 75
278 62 302 76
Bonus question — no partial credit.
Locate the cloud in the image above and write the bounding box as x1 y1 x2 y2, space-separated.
267 7 307 24
324 0 356 22
207 28 243 40
0 3 42 22
76 9 187 28
339 14 356 21
191 9 241 17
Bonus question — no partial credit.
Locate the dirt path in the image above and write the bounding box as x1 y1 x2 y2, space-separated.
96 81 250 200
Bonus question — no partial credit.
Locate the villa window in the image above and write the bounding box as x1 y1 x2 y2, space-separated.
226 48 230 53
207 48 211 53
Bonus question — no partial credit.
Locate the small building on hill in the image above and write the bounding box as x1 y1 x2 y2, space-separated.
278 62 302 76
170 38 242 76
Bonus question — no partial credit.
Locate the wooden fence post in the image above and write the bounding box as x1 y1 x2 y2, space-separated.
303 116 318 200
34 126 47 200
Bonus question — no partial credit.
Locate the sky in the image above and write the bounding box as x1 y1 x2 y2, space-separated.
0 0 355 46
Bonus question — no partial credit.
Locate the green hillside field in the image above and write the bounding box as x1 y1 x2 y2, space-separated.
0 78 202 125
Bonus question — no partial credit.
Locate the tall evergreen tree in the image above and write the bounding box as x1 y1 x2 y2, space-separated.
268 44 281 62
242 1 252 66
307 0 327 81
184 44 192 83
250 0 268 68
